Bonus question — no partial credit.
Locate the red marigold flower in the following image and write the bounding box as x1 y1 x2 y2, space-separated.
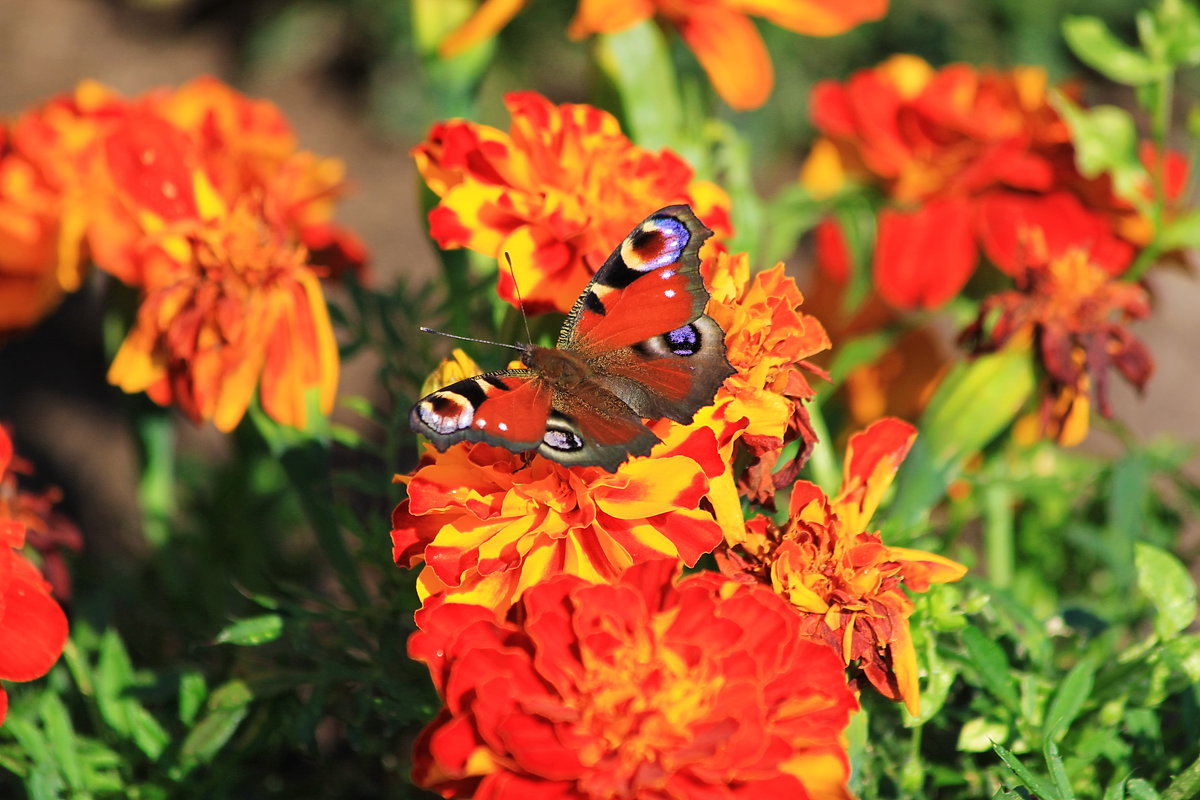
960 244 1152 446
106 196 340 432
718 418 967 715
0 427 69 727
409 559 859 799
702 250 832 503
412 91 732 314
392 410 734 611
800 55 1180 309
440 0 886 110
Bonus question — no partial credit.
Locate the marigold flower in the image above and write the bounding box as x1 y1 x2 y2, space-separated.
392 415 732 611
107 196 340 432
0 427 69 726
718 418 967 715
440 0 886 110
801 55 1182 309
960 244 1152 446
703 251 831 503
412 91 731 314
409 559 859 799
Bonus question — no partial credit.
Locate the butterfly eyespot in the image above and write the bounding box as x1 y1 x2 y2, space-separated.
663 323 701 356
621 216 689 273
418 393 473 434
543 427 585 453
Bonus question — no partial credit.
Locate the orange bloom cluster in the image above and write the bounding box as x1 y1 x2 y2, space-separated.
413 92 731 314
440 0 887 110
1 78 365 430
0 427 69 726
393 394 735 610
718 418 967 715
409 559 859 799
961 245 1152 446
702 251 831 503
803 55 1182 309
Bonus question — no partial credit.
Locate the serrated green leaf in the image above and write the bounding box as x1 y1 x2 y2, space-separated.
994 742 1061 799
1044 658 1096 741
1052 95 1148 207
215 614 284 646
1062 16 1163 85
1126 777 1161 800
962 626 1020 709
1135 543 1198 638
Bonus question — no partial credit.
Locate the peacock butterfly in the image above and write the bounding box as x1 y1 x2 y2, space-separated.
410 205 735 471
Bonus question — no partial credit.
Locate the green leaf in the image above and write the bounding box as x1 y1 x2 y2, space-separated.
178 670 208 727
94 630 136 738
178 681 253 773
1062 16 1163 85
1052 95 1148 208
993 742 1061 799
38 692 82 791
1044 738 1076 800
1127 778 1162 800
890 346 1035 527
1135 543 1198 638
595 21 685 154
1044 659 1096 741
958 717 1009 752
214 614 284 646
962 626 1020 710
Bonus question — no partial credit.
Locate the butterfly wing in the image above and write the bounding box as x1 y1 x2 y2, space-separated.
410 366 658 471
410 369 552 453
559 205 735 424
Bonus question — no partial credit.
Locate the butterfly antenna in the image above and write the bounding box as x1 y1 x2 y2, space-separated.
504 252 535 346
418 327 525 351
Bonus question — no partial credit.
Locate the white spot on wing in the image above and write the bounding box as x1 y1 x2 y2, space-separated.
664 289 676 298
476 418 488 428
498 422 508 431
660 269 675 279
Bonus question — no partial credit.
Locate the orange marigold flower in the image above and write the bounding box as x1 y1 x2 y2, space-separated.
409 559 859 800
107 196 340 432
412 91 732 314
0 427 69 727
0 125 70 335
703 250 831 503
718 418 967 715
441 0 886 110
801 55 1182 309
960 244 1152 446
392 416 733 612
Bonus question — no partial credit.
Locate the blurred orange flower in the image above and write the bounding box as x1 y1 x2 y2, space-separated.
107 196 340 432
0 427 69 726
961 243 1152 446
441 0 887 110
392 415 734 612
718 418 966 714
412 91 731 314
801 55 1180 309
409 559 859 799
703 251 831 503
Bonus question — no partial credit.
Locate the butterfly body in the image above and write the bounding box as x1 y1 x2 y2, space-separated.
412 205 735 471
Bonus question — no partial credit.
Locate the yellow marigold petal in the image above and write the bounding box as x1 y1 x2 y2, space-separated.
737 0 888 36
889 618 921 716
567 0 653 37
781 751 856 800
800 138 848 199
887 546 969 586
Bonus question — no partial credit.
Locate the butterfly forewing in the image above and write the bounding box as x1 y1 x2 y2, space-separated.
410 370 551 452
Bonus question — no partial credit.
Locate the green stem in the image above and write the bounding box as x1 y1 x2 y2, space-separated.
806 398 840 495
1127 67 1175 282
983 482 1015 589
135 405 175 550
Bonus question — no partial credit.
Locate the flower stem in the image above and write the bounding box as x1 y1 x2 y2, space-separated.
806 398 840 495
135 404 175 550
983 482 1014 589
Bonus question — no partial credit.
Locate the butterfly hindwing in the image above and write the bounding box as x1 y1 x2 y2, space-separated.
539 383 660 471
410 370 552 453
589 314 735 424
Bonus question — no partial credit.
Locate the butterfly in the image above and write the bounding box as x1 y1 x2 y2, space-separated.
410 205 736 472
